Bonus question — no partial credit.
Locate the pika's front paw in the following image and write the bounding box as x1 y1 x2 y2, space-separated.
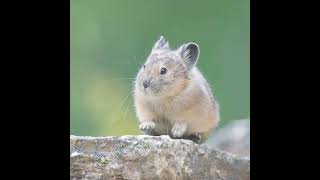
139 122 155 131
171 123 187 138
139 122 156 135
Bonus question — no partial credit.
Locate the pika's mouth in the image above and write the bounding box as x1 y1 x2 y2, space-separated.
142 86 161 96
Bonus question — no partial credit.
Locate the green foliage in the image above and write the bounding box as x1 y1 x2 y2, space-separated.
71 0 250 135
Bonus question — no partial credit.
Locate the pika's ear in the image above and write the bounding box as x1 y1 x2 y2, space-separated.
177 42 200 68
152 36 169 50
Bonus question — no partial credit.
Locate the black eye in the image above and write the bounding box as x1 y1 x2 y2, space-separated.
143 65 146 69
160 67 167 74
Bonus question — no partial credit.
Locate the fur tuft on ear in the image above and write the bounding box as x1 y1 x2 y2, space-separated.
177 42 200 68
153 36 169 50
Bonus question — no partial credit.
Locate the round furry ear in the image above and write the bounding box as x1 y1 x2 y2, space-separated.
153 36 169 50
177 42 200 69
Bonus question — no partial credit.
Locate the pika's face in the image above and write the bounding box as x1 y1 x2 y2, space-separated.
135 52 189 97
135 36 200 98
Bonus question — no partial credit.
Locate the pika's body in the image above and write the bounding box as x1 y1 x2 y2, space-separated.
134 36 219 144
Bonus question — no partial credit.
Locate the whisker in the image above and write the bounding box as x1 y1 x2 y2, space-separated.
119 92 133 110
110 92 132 123
103 78 136 81
123 96 134 122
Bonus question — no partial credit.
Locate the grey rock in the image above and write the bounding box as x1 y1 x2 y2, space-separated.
70 135 250 180
206 119 250 158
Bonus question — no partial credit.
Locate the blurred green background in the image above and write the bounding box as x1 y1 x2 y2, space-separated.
70 0 250 136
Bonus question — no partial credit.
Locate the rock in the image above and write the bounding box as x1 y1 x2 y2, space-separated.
206 119 250 158
70 135 250 180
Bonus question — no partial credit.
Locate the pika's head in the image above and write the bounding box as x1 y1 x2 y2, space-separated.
135 36 200 98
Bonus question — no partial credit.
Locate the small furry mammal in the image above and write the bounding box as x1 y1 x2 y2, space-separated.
133 36 220 144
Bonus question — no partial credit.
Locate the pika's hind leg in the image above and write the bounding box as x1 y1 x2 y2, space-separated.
186 132 210 144
186 133 202 144
139 121 159 136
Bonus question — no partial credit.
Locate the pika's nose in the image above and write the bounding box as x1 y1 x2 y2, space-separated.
143 80 150 89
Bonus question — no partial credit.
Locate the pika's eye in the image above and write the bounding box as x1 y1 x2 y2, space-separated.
143 65 146 69
160 67 167 74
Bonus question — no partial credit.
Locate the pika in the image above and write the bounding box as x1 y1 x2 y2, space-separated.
133 36 220 144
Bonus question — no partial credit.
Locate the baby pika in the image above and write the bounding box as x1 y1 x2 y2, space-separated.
133 36 220 144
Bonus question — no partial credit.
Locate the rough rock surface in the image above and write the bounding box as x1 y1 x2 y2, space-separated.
70 135 250 180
